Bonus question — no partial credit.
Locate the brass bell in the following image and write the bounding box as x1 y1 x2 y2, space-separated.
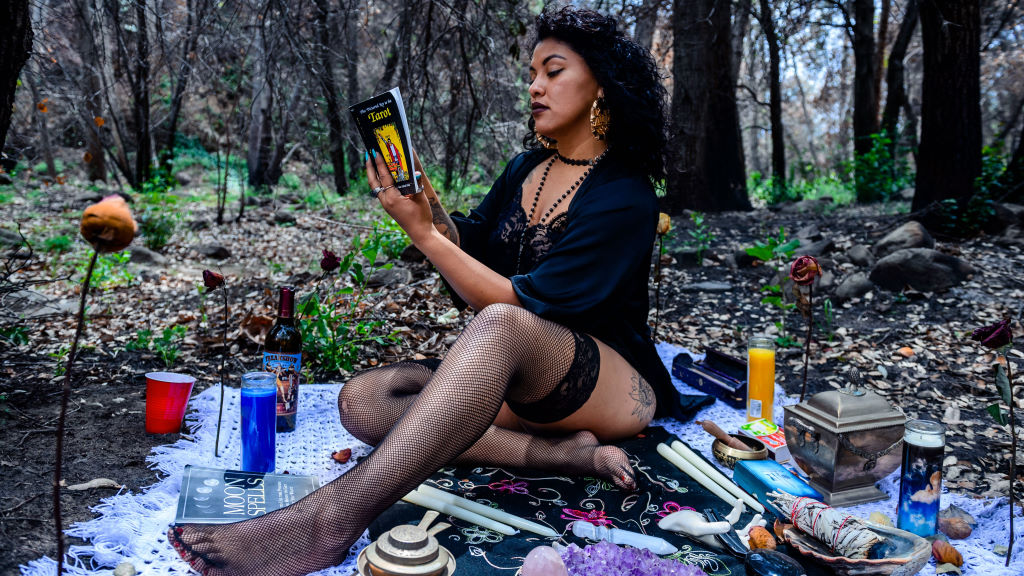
357 510 456 576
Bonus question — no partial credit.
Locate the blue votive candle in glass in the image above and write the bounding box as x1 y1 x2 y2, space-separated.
896 419 945 537
241 371 277 473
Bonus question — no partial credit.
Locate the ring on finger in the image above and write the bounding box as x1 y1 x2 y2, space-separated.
370 186 386 198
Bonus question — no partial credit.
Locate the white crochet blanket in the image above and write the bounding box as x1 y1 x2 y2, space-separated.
20 343 1023 575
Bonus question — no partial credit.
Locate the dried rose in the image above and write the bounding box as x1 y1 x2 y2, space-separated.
80 195 137 253
657 213 671 236
203 270 225 291
320 249 341 272
971 318 1013 349
789 255 822 286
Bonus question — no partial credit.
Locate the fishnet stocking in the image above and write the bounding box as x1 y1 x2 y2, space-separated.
169 304 630 576
339 361 635 490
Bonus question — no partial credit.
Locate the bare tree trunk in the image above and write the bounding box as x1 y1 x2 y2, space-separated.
133 0 153 185
881 0 918 157
913 0 981 219
72 0 108 182
247 5 275 191
707 0 749 210
343 0 360 180
0 0 33 155
872 0 891 123
759 0 785 190
160 0 207 169
852 0 878 202
314 0 348 195
731 0 752 87
634 0 663 51
265 84 301 185
664 0 711 214
26 68 57 181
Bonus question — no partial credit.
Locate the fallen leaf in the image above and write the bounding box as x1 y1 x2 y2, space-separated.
897 346 915 358
331 448 352 463
65 478 122 490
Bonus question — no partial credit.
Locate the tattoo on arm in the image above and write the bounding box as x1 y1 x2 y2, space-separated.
428 196 460 246
629 371 656 423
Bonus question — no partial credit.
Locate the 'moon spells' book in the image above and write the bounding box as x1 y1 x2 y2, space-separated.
349 87 417 195
174 465 320 524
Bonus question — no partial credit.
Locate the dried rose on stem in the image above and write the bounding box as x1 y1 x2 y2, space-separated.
971 317 1017 566
790 255 822 401
204 269 229 458
55 196 136 575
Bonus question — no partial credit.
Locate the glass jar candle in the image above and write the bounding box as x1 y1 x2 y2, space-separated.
746 336 777 422
896 419 945 537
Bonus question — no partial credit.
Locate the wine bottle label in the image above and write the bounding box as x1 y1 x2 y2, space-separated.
264 352 301 419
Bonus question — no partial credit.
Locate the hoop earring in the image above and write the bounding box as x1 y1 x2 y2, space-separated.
536 132 557 150
590 98 610 141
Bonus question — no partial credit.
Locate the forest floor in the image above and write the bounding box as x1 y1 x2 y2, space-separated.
1 174 1022 573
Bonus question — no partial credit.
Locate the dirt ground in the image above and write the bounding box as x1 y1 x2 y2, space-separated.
2 182 1022 573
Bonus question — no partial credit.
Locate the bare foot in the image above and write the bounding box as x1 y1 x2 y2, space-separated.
540 430 637 491
167 490 361 576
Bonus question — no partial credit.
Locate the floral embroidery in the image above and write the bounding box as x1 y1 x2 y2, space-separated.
488 479 529 494
657 501 696 518
461 525 503 545
560 508 613 527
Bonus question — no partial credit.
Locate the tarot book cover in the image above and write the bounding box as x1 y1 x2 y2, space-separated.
349 87 417 195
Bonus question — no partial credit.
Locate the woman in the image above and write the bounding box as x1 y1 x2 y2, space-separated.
169 7 675 576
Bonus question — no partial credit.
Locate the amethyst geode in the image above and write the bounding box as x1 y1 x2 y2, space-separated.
560 540 708 576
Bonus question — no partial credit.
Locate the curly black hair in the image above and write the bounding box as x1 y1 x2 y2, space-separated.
523 6 668 185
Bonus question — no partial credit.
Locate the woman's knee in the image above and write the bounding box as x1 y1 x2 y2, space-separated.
337 371 374 425
468 303 532 335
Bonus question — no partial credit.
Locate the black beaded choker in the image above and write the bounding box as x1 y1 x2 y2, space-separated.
556 150 607 166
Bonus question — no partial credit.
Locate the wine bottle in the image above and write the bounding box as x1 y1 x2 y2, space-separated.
264 286 302 432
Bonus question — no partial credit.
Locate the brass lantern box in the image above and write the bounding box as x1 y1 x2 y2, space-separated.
783 388 906 507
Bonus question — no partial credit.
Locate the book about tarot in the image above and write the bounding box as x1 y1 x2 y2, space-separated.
174 465 320 524
349 87 417 195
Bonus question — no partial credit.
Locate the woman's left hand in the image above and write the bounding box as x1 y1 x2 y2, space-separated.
366 151 434 244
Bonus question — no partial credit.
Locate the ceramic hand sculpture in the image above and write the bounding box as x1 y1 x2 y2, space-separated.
658 498 743 550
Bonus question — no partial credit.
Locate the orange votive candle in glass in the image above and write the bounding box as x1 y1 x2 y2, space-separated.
746 336 777 422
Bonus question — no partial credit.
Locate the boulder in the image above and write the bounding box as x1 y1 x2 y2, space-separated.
873 221 934 258
0 229 24 247
678 281 732 293
833 272 873 302
189 218 210 231
868 248 974 292
273 210 296 225
4 289 76 318
796 237 835 257
847 244 875 267
197 243 232 260
367 266 413 288
129 245 167 265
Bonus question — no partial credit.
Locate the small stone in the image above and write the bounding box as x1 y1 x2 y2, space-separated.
113 562 137 576
994 544 1008 556
678 281 732 293
197 243 232 260
847 244 875 267
873 220 934 258
129 245 167 265
522 545 568 576
273 210 296 225
868 512 894 527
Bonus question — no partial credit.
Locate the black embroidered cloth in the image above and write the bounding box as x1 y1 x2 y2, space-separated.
368 426 827 576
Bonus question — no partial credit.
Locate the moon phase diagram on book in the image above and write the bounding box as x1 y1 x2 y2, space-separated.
374 123 408 182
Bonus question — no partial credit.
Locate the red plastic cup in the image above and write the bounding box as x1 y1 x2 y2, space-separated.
145 372 196 434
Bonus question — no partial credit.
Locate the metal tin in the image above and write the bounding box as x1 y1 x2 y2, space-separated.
357 511 456 576
783 387 906 506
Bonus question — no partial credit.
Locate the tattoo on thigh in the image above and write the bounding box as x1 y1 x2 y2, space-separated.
629 372 655 422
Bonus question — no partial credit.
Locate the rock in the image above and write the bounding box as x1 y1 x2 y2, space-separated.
0 172 12 185
778 198 832 214
273 210 296 225
898 188 915 201
678 281 732 293
197 243 232 260
400 244 427 263
868 248 974 292
189 218 210 231
817 268 836 291
113 562 137 576
521 545 568 576
175 173 191 186
367 266 413 288
674 247 713 267
796 237 834 257
795 223 821 241
129 246 167 265
4 289 76 319
833 272 873 302
71 191 105 206
733 248 757 267
0 228 24 247
847 244 874 267
873 221 934 258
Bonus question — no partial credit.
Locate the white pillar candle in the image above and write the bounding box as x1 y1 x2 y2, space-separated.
670 440 765 514
417 485 559 538
657 443 750 512
402 489 518 536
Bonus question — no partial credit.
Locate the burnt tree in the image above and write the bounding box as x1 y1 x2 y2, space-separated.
313 0 348 194
851 0 879 201
0 0 33 157
758 0 785 191
707 0 749 209
913 0 981 217
880 0 918 159
665 0 710 214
